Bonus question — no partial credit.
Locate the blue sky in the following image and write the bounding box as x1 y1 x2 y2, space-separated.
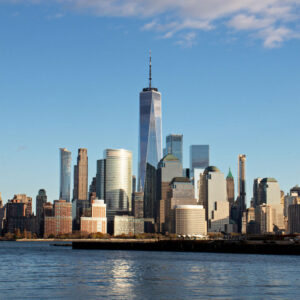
0 0 300 210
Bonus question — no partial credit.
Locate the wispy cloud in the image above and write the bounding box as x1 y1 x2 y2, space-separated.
2 0 300 47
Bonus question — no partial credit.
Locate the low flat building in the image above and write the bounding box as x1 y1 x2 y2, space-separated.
175 205 206 236
114 215 144 236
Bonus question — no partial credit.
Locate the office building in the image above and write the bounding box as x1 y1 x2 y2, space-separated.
59 148 71 202
199 166 229 232
114 215 144 236
96 159 105 200
253 178 263 207
189 145 209 178
237 154 246 210
73 148 88 201
226 168 235 206
164 134 183 164
163 177 197 233
156 154 183 229
175 205 207 236
80 199 107 234
133 192 144 219
36 189 47 236
44 200 72 237
105 149 132 218
288 197 300 233
138 53 162 192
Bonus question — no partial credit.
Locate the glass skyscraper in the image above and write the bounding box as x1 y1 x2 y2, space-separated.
165 134 183 164
138 54 162 191
189 145 209 178
59 148 71 202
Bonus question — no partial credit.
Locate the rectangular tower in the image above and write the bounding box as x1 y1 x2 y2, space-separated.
59 148 71 202
165 134 183 164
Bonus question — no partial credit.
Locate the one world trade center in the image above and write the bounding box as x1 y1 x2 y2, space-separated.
138 52 162 193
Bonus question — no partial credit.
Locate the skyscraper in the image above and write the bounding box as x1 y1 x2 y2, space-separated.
226 168 235 205
164 134 183 164
73 148 88 201
59 148 71 202
199 166 229 232
36 189 47 236
96 159 106 200
138 52 162 191
237 154 246 211
104 149 132 218
189 145 209 178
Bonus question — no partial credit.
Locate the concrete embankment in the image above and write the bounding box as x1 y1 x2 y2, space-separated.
72 239 300 255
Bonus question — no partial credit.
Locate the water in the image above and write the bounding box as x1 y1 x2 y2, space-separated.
0 242 299 299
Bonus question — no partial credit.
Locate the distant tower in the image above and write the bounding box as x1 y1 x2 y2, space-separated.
164 134 183 164
138 51 162 191
59 148 71 202
0 192 2 208
237 154 246 211
226 168 235 206
73 149 88 201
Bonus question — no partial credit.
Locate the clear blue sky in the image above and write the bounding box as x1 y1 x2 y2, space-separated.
0 1 300 210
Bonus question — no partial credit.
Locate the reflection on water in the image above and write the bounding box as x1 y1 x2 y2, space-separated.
0 242 299 299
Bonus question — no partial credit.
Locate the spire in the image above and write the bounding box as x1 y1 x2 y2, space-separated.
149 50 152 89
227 167 233 179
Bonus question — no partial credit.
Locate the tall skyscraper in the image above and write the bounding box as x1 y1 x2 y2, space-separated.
189 145 209 177
104 149 132 219
138 52 162 192
164 134 183 164
237 154 246 211
96 159 106 200
73 148 88 201
59 148 71 202
36 189 47 236
226 168 235 205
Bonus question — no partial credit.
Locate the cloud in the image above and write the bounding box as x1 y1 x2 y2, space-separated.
2 0 300 47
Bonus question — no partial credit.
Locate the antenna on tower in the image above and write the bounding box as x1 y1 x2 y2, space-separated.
149 50 152 89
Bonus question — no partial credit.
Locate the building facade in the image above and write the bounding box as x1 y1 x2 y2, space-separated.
80 199 107 234
73 148 88 201
44 200 72 237
36 189 47 236
226 168 235 206
59 148 71 202
189 145 209 179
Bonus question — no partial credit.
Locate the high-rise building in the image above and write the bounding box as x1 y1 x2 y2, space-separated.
189 145 209 178
96 159 106 200
253 178 263 207
156 154 183 229
73 148 88 201
226 168 235 205
237 154 246 211
36 189 47 236
105 149 132 219
288 197 300 233
199 166 229 232
138 53 162 192
59 148 71 202
0 192 2 208
164 134 183 164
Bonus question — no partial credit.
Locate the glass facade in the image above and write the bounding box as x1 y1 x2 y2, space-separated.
165 134 183 164
189 145 209 178
96 159 106 200
105 149 132 219
59 148 71 202
138 89 162 191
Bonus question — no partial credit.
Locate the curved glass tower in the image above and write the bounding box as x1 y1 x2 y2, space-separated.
59 148 71 202
138 53 162 191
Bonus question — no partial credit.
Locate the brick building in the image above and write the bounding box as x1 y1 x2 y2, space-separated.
44 200 72 237
80 199 107 234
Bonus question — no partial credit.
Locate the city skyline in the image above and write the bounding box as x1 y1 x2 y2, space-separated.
1 1 300 207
